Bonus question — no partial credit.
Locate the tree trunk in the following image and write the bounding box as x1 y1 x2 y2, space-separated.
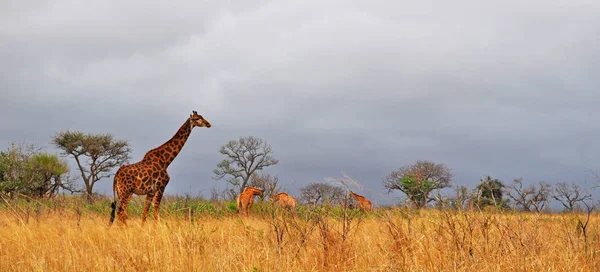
239 176 251 194
86 186 94 204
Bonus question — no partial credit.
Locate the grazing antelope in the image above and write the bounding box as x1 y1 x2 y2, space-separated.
349 191 373 212
271 192 298 216
237 186 264 216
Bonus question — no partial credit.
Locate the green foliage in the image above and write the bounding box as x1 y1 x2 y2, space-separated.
226 200 239 213
403 176 435 200
31 153 68 177
329 204 364 219
475 176 505 208
391 175 437 208
383 160 453 208
0 142 73 198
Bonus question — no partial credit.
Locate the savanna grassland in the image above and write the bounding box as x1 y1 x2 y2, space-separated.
1 196 599 272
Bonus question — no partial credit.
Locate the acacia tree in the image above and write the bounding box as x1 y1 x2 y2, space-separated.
213 136 279 194
53 131 131 203
383 160 453 208
552 182 592 212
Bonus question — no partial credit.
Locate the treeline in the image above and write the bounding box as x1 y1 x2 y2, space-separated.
0 132 597 213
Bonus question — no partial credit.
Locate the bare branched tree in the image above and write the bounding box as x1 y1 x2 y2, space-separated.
209 186 221 202
248 171 281 200
438 185 472 210
552 182 592 212
213 136 279 194
530 181 551 212
299 182 345 206
506 178 551 212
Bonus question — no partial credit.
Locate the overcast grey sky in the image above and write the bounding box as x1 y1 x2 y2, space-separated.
1 1 599 205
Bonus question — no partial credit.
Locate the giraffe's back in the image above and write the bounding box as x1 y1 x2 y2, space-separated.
115 161 158 195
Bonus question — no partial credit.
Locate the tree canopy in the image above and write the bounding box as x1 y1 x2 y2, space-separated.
383 160 453 208
213 136 278 194
299 182 345 206
53 131 131 203
474 176 505 208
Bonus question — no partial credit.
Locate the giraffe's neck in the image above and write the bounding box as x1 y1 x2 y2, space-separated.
143 118 193 168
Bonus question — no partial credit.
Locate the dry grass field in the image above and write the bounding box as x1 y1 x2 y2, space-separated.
1 196 599 271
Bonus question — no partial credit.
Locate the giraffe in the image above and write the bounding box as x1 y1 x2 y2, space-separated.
349 191 373 212
237 186 264 217
271 192 297 216
109 110 211 226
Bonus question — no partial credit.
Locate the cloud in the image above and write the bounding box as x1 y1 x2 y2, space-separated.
1 0 600 205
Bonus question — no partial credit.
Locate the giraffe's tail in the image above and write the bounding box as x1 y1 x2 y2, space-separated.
108 170 120 226
109 201 117 225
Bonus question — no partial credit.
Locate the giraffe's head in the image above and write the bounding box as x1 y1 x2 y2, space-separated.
349 191 361 199
245 186 264 197
190 110 211 128
271 192 285 202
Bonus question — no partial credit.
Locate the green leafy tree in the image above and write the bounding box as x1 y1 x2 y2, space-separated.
29 153 74 197
53 131 131 203
474 176 505 208
0 143 41 196
383 160 453 208
0 142 74 197
213 136 279 194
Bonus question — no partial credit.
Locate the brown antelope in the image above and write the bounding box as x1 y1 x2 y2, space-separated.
237 186 264 216
349 191 373 212
271 192 298 216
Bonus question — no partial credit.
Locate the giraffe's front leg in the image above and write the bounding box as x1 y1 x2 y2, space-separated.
151 174 170 220
141 194 153 224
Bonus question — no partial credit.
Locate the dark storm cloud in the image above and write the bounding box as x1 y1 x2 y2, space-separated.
1 1 600 205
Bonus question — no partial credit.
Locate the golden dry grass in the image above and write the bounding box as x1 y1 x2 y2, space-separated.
1 204 600 271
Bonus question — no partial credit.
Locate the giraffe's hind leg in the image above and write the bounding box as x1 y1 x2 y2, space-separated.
117 192 132 226
152 189 165 221
141 194 153 224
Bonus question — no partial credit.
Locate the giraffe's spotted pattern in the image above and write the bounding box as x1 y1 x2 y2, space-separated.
109 111 211 226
